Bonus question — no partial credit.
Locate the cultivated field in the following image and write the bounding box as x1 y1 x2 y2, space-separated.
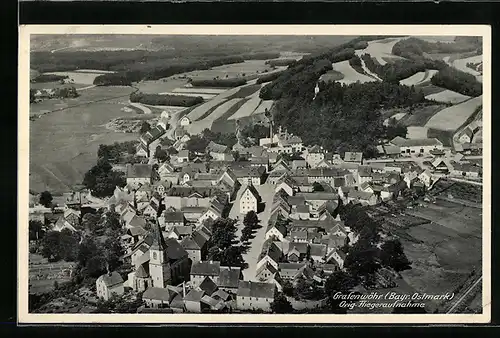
319 70 344 83
158 92 216 100
406 126 429 139
30 86 139 193
331 60 374 85
228 96 262 120
186 98 245 134
29 254 76 295
134 78 188 94
398 104 448 127
400 69 439 86
425 89 472 104
425 96 483 131
252 100 274 116
31 82 89 90
181 60 275 81
172 87 228 95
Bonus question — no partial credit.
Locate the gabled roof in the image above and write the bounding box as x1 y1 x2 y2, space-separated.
390 137 443 148
295 192 337 201
143 287 175 302
256 262 278 277
198 276 219 296
241 184 262 202
98 272 124 287
218 266 241 289
184 289 205 302
344 152 363 162
206 141 229 154
191 261 221 276
162 210 185 223
237 281 275 299
310 243 327 257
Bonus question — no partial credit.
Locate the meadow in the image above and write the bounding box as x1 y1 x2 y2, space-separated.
425 95 483 131
29 86 139 194
399 69 438 86
45 71 110 85
331 60 374 85
359 38 405 65
425 89 471 104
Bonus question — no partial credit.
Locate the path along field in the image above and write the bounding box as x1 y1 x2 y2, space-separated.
425 96 483 131
425 89 472 104
400 69 438 86
331 60 374 85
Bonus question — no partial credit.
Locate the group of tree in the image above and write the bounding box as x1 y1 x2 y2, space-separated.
392 37 481 60
239 211 261 244
39 229 80 262
256 71 286 84
39 190 53 208
265 59 297 67
270 292 294 314
154 145 170 163
348 55 367 76
54 86 79 99
430 66 482 97
97 141 138 163
268 79 425 158
29 220 47 241
205 218 247 269
190 78 247 88
361 53 447 83
185 128 238 154
239 123 270 144
30 74 69 83
338 203 411 288
76 234 124 279
82 158 126 198
130 92 203 107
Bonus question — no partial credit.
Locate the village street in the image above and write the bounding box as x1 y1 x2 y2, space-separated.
229 182 276 281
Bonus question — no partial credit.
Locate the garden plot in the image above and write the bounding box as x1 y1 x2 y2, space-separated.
228 97 261 120
332 60 374 85
359 38 405 65
400 69 439 86
425 89 471 104
425 95 483 131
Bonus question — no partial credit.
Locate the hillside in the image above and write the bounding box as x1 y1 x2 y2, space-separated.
260 35 483 153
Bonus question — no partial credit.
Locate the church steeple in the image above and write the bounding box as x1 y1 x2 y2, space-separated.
150 220 167 252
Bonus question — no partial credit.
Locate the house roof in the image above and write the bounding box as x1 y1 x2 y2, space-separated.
241 184 262 202
128 226 146 237
162 210 185 223
143 287 174 302
184 289 205 302
173 226 193 237
390 137 443 148
206 141 229 154
218 266 241 289
278 262 307 272
98 272 124 287
256 261 278 277
295 192 337 201
168 186 221 198
344 152 363 162
200 295 224 309
310 243 328 257
191 261 221 276
237 281 275 299
232 166 266 178
127 164 152 179
198 276 219 296
348 190 374 201
295 205 310 214
135 264 149 278
288 242 309 254
212 289 231 301
178 149 190 158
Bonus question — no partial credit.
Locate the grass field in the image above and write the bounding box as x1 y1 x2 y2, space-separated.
134 78 188 94
418 83 446 96
400 69 438 86
31 82 89 90
29 254 76 295
172 87 228 95
187 98 245 134
30 86 139 194
319 70 344 83
452 54 483 81
228 96 262 120
181 60 274 82
252 100 274 116
399 104 448 127
360 38 405 65
158 92 216 100
331 60 374 85
425 89 472 104
425 96 483 131
45 71 111 85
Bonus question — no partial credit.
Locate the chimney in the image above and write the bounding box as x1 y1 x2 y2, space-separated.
106 262 111 276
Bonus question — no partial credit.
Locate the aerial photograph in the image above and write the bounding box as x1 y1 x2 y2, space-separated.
26 32 485 317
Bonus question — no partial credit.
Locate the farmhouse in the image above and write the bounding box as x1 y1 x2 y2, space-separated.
180 116 191 126
344 152 363 164
239 184 262 214
218 266 242 294
142 287 179 309
96 271 125 301
450 162 482 178
236 281 276 312
206 141 232 161
190 261 221 288
389 136 443 156
232 166 266 186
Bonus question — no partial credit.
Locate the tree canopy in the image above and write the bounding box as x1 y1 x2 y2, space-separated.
82 159 126 198
39 191 53 208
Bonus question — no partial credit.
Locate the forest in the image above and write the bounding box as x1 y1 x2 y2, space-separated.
130 92 204 107
265 59 297 67
256 71 286 84
392 36 482 59
361 54 446 83
430 67 483 97
31 74 69 83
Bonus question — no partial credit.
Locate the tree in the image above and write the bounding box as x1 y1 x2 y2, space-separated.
344 242 381 280
324 271 356 296
100 211 122 232
379 239 411 272
243 211 259 230
282 280 294 297
154 145 169 163
312 182 325 192
29 220 45 241
271 292 294 313
40 230 79 262
140 121 151 134
39 191 53 208
186 135 210 154
82 158 126 198
82 213 101 234
294 275 310 299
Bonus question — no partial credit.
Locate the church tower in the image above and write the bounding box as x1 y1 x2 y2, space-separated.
149 221 171 288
